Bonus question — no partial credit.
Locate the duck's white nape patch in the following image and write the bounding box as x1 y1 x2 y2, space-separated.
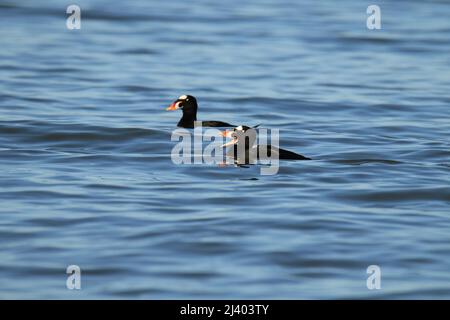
178 95 188 100
236 125 243 131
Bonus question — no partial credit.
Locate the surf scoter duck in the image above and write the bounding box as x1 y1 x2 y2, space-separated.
166 95 234 128
220 125 311 163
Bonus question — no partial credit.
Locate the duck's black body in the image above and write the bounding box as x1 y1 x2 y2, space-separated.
167 95 234 128
224 126 311 163
257 145 311 160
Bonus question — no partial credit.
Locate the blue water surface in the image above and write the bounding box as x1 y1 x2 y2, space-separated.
0 0 449 299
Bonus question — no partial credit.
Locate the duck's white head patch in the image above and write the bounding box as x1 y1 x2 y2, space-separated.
236 125 244 131
178 95 188 100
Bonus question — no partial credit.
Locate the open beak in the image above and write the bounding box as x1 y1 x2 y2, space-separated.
220 130 238 147
166 101 181 111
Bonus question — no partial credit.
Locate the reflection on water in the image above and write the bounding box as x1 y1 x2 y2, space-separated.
0 0 449 299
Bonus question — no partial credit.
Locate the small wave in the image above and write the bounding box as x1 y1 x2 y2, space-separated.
222 96 327 112
20 96 58 104
114 85 164 93
0 3 17 9
330 159 403 165
114 48 159 55
0 3 174 24
83 12 172 22
401 149 450 160
25 216 99 227
0 190 85 200
332 187 450 203
111 288 168 297
338 33 403 45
